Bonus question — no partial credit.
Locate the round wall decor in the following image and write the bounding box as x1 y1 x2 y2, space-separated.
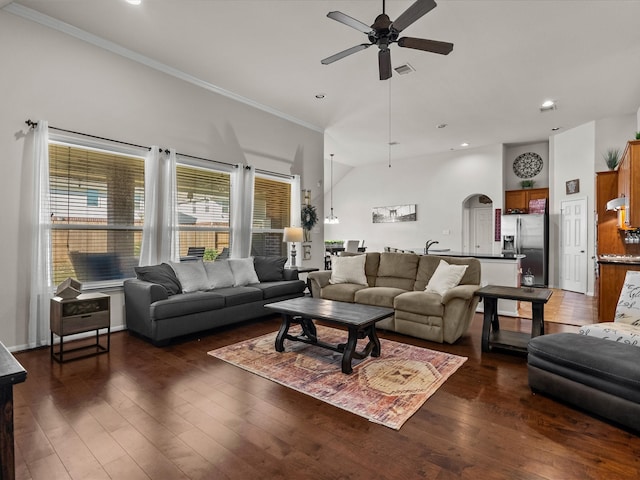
513 152 543 179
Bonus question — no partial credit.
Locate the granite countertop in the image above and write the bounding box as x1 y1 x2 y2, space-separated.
428 251 523 261
597 254 640 265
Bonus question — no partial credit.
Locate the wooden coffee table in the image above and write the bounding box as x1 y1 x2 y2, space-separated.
265 297 394 374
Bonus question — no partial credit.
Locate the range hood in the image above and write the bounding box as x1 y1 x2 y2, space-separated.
606 197 628 211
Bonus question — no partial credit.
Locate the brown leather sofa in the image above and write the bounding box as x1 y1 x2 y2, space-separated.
307 252 481 344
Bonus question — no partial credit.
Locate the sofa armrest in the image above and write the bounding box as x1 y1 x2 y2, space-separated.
307 271 332 298
123 279 169 338
441 284 480 305
283 268 300 281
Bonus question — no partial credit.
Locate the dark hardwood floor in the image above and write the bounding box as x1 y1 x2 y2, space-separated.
12 290 639 479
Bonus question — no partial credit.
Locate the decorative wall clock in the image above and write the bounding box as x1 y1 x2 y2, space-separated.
513 152 543 179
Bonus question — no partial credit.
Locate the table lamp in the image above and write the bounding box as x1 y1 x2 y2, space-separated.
283 226 304 267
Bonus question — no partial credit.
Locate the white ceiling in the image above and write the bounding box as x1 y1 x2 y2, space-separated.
7 0 640 167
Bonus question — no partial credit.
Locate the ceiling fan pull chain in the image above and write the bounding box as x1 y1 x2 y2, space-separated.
388 79 392 168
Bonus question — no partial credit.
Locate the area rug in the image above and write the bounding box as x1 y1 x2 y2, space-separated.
208 325 467 430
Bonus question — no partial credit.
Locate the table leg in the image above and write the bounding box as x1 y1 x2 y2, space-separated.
300 317 317 342
366 325 381 358
531 302 545 337
341 328 359 374
482 298 499 352
275 314 292 352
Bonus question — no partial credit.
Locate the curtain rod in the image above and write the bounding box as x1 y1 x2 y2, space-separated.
25 119 294 179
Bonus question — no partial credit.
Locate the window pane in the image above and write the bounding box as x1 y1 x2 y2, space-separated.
176 163 230 258
49 144 144 284
252 177 291 257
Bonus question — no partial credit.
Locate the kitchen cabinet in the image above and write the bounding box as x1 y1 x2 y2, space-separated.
596 171 625 254
617 140 640 228
504 187 548 213
598 262 640 322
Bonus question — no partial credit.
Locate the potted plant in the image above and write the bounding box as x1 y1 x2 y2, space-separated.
520 180 535 189
603 148 620 170
635 131 640 140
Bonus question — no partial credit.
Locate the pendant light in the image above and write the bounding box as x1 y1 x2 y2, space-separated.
324 153 339 224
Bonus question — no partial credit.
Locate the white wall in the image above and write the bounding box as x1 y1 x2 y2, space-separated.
0 12 324 351
595 114 637 171
324 144 504 254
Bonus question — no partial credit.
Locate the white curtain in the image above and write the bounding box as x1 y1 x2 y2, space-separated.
139 148 179 265
28 120 52 348
159 148 179 263
291 175 301 227
139 147 160 266
230 164 255 258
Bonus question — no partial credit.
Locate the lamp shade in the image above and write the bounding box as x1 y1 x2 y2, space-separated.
283 226 303 243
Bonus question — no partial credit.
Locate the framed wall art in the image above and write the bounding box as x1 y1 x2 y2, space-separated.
372 204 416 223
566 179 580 195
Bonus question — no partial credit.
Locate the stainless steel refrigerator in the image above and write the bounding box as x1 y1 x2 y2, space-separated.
501 213 549 286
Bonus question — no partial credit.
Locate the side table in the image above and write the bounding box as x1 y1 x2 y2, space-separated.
50 292 111 363
476 285 553 354
0 342 26 480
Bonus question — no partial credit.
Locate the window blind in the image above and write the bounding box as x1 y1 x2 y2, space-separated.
176 163 231 260
252 176 291 257
49 143 145 284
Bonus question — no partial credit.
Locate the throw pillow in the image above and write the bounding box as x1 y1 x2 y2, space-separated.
253 256 287 282
169 260 210 293
228 257 260 286
425 259 468 296
329 254 367 285
134 263 182 296
203 260 235 289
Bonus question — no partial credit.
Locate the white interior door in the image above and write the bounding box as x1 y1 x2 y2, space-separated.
560 198 588 293
472 207 493 254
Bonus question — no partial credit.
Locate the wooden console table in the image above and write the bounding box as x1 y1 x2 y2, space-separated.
0 342 26 480
476 285 553 354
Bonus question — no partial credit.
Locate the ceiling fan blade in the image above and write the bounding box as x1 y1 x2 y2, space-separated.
327 11 373 34
398 37 453 55
321 44 371 65
378 49 392 80
392 0 437 33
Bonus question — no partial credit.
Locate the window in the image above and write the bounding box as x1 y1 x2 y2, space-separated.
176 162 231 260
252 176 291 256
49 143 145 285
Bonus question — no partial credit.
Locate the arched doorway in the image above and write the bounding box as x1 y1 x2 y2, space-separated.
463 194 494 254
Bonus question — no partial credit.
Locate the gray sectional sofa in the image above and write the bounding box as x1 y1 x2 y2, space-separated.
124 256 306 345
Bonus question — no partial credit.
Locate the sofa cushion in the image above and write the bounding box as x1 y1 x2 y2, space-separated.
169 260 210 293
253 256 287 282
578 322 640 346
228 258 260 286
150 291 225 320
321 283 368 303
375 252 419 290
203 260 235 289
416 255 480 291
425 260 468 296
355 287 407 308
134 263 182 296
329 254 367 285
394 291 445 317
208 286 263 306
252 280 306 299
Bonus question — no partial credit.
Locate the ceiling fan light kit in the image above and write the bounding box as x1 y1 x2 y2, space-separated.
321 0 453 80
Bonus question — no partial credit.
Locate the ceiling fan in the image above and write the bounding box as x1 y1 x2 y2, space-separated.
321 0 453 80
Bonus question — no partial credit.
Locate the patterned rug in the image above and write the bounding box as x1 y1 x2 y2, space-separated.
208 325 467 430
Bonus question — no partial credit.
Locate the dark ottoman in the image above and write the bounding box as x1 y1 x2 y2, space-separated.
528 333 640 432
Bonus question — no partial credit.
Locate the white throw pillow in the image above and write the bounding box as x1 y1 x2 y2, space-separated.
203 260 235 289
228 257 260 286
425 260 468 296
329 254 368 285
169 260 210 293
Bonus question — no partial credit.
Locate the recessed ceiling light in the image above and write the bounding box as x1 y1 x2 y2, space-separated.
126 0 142 4
460 142 469 147
315 93 325 99
540 99 557 112
437 123 447 129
